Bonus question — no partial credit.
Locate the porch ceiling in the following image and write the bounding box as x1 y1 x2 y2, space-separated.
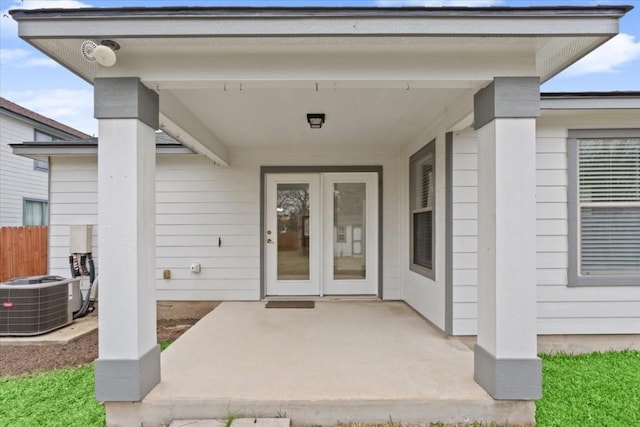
12 6 628 162
169 87 462 149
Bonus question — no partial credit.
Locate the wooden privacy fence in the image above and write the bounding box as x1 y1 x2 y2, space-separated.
0 226 48 282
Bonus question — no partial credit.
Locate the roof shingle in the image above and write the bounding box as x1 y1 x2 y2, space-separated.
0 97 91 139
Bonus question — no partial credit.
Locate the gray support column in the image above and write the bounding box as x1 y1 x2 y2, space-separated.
94 78 160 402
473 77 542 400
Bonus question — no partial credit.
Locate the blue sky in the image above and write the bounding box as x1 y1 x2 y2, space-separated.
1 0 639 135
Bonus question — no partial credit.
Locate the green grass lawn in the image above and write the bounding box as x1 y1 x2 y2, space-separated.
0 349 638 427
536 350 640 427
0 364 104 427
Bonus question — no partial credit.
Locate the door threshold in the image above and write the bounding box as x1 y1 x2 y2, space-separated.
263 295 380 302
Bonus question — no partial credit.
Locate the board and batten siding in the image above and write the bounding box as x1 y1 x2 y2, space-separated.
0 114 49 226
450 110 640 335
49 145 401 301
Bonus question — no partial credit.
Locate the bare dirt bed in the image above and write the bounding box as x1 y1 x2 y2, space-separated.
0 301 219 378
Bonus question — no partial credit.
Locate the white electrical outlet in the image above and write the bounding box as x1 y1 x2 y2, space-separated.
190 262 201 274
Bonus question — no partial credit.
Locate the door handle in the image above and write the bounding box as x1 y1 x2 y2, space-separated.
267 238 274 244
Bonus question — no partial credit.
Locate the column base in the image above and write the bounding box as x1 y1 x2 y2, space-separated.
95 344 161 402
474 344 541 400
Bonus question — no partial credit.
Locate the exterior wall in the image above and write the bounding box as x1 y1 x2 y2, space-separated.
400 133 447 331
0 114 49 226
49 156 99 277
535 111 640 335
451 110 640 335
49 145 401 301
450 131 479 335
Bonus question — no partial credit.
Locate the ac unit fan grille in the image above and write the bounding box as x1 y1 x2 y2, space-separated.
0 283 71 336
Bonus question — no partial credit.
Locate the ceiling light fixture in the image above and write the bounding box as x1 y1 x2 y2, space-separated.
307 113 325 129
81 39 120 67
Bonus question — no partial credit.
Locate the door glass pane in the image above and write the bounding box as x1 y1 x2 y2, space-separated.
277 183 310 280
333 183 366 280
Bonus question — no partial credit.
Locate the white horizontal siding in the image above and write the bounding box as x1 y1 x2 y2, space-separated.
0 114 48 226
451 133 479 335
535 118 640 334
450 112 640 336
48 157 99 277
532 131 570 332
49 145 401 301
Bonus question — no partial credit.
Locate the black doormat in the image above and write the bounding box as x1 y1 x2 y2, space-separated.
265 300 315 309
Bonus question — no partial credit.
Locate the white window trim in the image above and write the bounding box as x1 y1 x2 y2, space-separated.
33 159 49 172
567 128 640 287
409 139 436 280
23 198 49 226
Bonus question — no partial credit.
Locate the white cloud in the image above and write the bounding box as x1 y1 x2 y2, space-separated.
2 88 97 136
25 56 57 67
561 33 640 77
376 0 502 6
16 0 89 7
0 48 57 67
1 0 91 41
0 47 30 62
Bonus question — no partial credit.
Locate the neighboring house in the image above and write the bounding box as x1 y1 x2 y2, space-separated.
0 97 90 227
9 5 639 425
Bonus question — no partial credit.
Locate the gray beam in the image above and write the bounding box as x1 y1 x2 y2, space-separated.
474 77 540 129
95 77 159 129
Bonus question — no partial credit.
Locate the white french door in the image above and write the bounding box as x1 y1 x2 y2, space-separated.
265 172 378 296
265 174 321 296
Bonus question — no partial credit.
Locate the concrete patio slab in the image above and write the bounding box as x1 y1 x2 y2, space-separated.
106 301 534 426
0 314 97 345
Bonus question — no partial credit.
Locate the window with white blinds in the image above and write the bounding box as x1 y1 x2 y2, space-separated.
568 131 640 287
410 140 435 279
578 138 640 275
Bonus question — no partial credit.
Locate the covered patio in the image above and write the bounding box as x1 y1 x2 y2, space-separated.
107 300 532 426
9 5 632 426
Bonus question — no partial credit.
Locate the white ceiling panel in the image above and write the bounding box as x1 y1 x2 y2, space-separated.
171 87 462 148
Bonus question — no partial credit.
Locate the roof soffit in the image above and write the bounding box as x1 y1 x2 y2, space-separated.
13 6 627 85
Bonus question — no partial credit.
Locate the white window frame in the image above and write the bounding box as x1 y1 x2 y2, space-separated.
567 129 640 287
34 159 49 172
23 198 49 226
409 139 436 280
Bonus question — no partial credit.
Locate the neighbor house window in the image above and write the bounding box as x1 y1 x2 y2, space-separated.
568 130 640 286
336 225 346 243
23 199 49 226
33 130 57 171
410 140 435 279
34 159 49 171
